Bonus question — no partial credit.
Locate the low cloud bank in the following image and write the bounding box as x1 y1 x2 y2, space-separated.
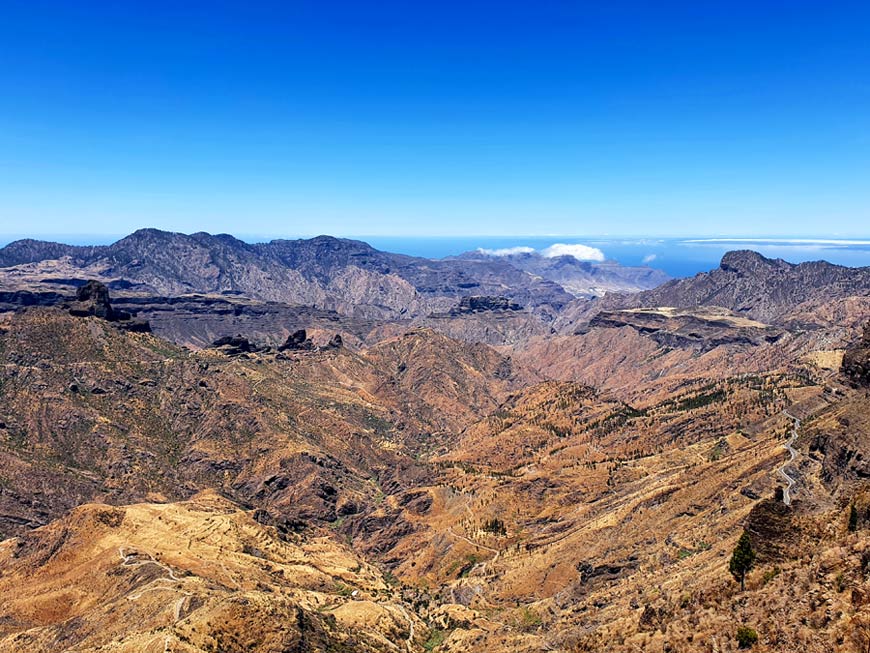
541 243 606 261
476 246 535 257
477 243 605 262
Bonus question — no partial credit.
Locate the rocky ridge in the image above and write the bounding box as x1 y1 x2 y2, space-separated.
564 249 870 331
0 230 583 319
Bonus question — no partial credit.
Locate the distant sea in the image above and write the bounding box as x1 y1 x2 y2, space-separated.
361 236 870 278
3 234 870 279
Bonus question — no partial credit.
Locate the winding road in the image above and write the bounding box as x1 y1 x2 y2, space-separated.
446 526 501 579
446 527 499 556
119 546 192 604
396 605 415 653
779 412 800 506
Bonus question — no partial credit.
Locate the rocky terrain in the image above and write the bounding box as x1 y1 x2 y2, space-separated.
1 234 870 652
842 322 870 388
561 250 870 332
0 491 425 652
0 230 636 321
0 230 671 347
453 248 670 298
585 306 784 350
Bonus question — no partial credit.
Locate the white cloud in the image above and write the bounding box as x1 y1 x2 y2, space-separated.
477 246 535 257
642 253 657 263
541 243 606 262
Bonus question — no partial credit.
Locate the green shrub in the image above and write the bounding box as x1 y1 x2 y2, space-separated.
736 626 758 648
423 629 447 652
514 606 543 632
334 582 353 597
761 566 781 585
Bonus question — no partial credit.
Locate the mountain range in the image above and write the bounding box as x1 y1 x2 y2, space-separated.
1 230 870 652
0 230 665 319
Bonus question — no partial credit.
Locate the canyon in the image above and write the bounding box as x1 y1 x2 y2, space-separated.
1 232 869 652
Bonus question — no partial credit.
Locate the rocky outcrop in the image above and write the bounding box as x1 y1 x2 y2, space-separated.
211 334 263 355
278 329 315 351
842 322 870 387
67 280 151 332
448 295 523 315
744 498 801 562
69 280 117 319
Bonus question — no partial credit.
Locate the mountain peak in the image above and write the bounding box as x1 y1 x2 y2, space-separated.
719 249 789 273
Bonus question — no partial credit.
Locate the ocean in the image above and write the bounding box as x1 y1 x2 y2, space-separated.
361 236 870 278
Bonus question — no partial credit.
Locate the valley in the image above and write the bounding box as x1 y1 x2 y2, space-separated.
0 232 869 652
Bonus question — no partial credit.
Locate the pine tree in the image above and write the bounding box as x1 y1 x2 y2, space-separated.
729 531 756 591
849 503 859 532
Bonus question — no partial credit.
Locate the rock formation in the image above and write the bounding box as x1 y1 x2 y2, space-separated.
66 280 151 332
843 321 870 387
211 334 262 355
449 295 523 314
278 328 315 351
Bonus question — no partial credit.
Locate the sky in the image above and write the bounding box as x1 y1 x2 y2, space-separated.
0 0 868 239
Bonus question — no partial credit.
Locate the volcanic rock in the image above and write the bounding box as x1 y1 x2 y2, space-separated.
211 334 261 355
66 280 151 332
744 498 800 562
449 295 523 315
278 329 315 351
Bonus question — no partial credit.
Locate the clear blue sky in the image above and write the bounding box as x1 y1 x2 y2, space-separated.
0 1 868 238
